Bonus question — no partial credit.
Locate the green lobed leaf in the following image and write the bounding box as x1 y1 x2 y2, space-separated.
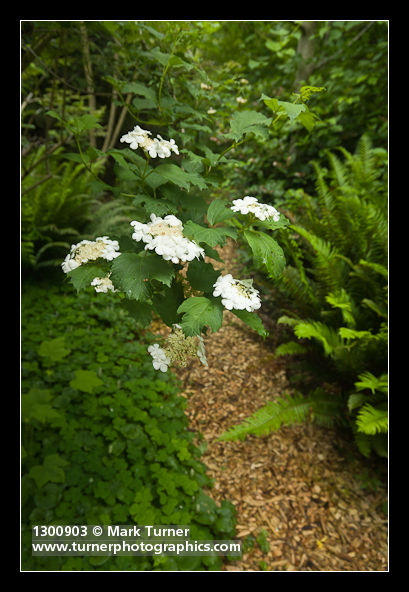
206 199 236 226
186 259 221 294
38 337 71 362
122 81 157 104
21 388 63 425
152 280 185 327
70 114 102 135
230 309 268 338
243 229 286 278
70 370 103 393
67 264 109 293
177 296 224 336
29 454 68 488
110 252 175 301
120 300 153 328
227 110 272 142
154 163 207 190
262 95 307 121
132 194 177 217
184 220 237 248
297 110 319 132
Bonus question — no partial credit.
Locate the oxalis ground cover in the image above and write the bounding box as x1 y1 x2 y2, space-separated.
21 278 237 572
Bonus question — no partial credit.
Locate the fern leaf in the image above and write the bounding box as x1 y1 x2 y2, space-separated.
309 388 344 427
356 403 388 435
355 372 388 395
275 341 309 356
293 320 342 357
353 430 373 457
325 288 357 327
347 393 368 412
218 393 311 441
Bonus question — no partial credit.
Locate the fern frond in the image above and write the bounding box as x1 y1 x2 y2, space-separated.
276 265 319 315
356 403 388 435
291 225 347 293
218 393 311 441
293 320 343 357
35 241 71 263
309 388 344 427
355 372 388 395
347 393 368 412
325 288 357 327
353 430 373 457
275 341 309 356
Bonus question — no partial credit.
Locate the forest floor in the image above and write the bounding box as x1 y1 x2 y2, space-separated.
156 239 388 572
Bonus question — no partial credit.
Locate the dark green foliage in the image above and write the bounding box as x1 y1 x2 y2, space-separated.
220 136 388 459
21 149 98 269
21 282 236 571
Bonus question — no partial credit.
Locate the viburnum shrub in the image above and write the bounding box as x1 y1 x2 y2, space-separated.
58 83 324 373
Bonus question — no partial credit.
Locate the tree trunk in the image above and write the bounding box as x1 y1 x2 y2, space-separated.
294 21 317 90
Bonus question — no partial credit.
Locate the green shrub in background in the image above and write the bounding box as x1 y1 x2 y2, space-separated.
21 147 137 272
220 135 388 460
21 282 236 571
21 148 101 270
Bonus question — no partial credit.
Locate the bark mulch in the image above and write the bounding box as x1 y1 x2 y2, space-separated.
154 239 388 572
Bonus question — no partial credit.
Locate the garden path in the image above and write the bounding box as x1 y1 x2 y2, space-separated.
156 239 388 572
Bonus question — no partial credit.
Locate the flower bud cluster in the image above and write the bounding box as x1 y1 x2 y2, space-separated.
120 125 179 159
131 214 204 264
231 196 280 222
213 274 261 312
61 237 121 274
148 326 207 373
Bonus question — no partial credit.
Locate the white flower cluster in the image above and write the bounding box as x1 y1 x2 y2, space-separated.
130 213 205 264
120 125 179 159
231 196 280 222
213 274 262 312
90 276 116 293
148 344 171 372
61 237 121 274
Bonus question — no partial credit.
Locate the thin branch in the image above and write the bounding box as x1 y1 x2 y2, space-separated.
21 173 53 196
102 46 121 153
102 87 118 152
22 136 73 179
107 93 132 151
21 92 33 113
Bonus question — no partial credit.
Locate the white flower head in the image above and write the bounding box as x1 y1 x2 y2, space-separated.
90 276 116 293
155 135 179 158
231 196 280 222
148 343 171 372
130 214 204 264
120 125 152 151
120 125 179 159
213 273 261 312
61 236 120 274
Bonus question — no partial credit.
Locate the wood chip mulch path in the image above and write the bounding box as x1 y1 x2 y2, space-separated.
154 239 388 572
